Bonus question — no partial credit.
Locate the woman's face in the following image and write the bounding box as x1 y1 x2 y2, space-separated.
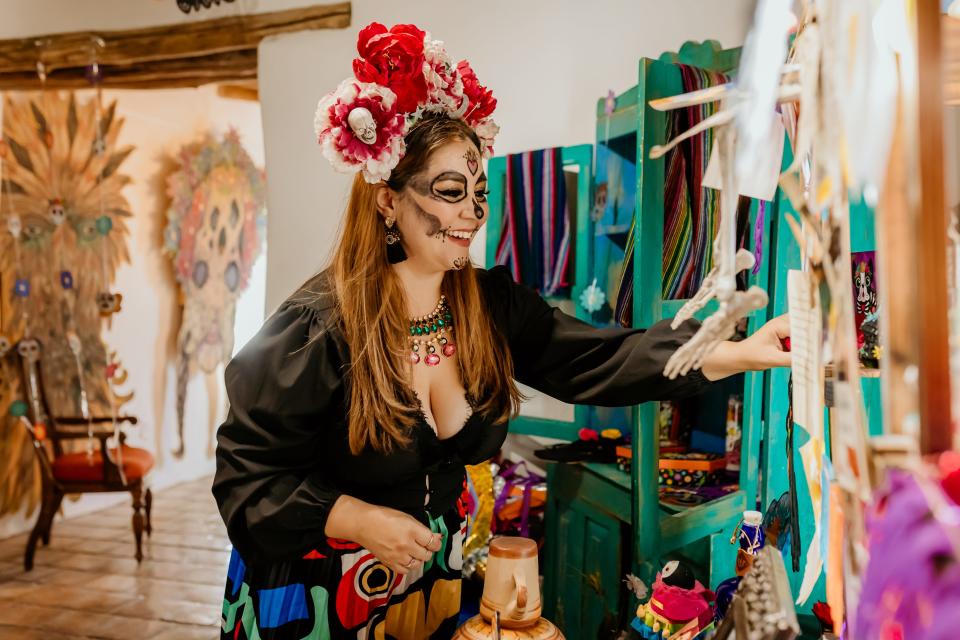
392 138 488 272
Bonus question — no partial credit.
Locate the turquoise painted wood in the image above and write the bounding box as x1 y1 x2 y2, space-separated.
631 45 769 588
760 151 884 617
543 462 628 639
485 144 594 442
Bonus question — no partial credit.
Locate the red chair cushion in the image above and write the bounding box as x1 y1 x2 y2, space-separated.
52 445 155 483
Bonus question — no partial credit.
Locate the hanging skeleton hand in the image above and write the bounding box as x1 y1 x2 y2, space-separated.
671 248 757 329
664 286 769 379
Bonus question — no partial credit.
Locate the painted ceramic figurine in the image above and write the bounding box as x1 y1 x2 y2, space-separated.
630 560 716 640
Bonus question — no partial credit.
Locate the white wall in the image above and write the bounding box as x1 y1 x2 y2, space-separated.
0 85 266 538
259 0 756 310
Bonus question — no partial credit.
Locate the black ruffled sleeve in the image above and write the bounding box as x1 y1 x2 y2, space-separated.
481 265 710 405
212 295 346 561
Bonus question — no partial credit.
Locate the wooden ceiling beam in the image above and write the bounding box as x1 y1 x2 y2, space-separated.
0 2 350 90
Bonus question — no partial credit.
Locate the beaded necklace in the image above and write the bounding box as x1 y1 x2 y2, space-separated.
408 295 456 366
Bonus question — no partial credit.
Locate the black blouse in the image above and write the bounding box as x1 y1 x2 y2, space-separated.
213 265 708 562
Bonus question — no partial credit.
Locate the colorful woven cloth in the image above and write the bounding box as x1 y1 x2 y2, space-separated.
495 147 571 297
613 64 729 327
662 64 729 300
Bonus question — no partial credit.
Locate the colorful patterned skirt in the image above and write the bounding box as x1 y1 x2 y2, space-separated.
220 507 466 640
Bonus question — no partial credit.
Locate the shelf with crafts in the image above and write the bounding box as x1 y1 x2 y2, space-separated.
621 42 770 597
483 41 773 638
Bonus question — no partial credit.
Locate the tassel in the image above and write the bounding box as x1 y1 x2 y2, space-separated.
385 226 407 264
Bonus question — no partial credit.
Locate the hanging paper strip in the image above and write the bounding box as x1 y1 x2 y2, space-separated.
495 148 571 297
661 64 730 300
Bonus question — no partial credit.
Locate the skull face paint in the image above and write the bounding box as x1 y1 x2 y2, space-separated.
391 139 489 272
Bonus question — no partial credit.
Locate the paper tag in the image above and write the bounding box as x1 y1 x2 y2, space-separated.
704 114 785 201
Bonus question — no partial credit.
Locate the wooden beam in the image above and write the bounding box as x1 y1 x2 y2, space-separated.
916 0 953 454
0 2 350 90
0 50 258 91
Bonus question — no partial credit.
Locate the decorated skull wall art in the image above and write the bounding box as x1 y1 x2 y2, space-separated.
0 91 134 518
164 129 265 456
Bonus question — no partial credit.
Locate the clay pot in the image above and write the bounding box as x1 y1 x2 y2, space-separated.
452 615 564 640
480 537 542 629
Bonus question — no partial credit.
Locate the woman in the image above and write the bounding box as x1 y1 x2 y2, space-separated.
213 22 790 640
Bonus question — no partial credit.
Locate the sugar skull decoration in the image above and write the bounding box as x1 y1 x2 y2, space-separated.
631 560 716 639
164 129 265 456
851 251 878 330
0 91 134 518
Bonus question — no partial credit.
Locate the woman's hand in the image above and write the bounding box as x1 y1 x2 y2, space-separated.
325 495 442 575
739 313 791 371
701 314 791 381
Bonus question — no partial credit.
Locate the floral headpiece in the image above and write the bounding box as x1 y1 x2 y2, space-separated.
314 22 499 184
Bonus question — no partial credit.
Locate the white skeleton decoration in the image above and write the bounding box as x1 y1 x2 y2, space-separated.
652 0 795 379
347 107 378 145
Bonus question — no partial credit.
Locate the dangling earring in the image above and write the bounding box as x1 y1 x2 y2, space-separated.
384 217 407 264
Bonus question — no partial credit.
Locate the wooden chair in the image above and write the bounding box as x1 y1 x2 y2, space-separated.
13 338 154 570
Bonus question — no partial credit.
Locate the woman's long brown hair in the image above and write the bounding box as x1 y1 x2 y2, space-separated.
329 115 522 454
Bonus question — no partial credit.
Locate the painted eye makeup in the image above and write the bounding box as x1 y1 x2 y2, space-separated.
429 171 469 203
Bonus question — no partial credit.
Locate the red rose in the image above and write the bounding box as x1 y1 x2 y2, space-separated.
456 60 497 125
353 22 428 113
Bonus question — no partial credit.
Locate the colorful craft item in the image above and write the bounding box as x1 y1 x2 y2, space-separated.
813 602 835 633
47 198 66 225
9 400 28 418
631 561 716 640
314 22 499 183
495 147 572 297
658 452 725 488
96 291 122 316
59 270 74 290
712 577 741 623
95 215 113 235
858 312 881 368
578 277 606 313
13 279 30 298
939 451 960 506
730 510 765 576
577 427 599 441
6 213 22 238
752 201 765 275
604 90 617 116
601 428 622 440
33 423 46 441
855 471 960 639
105 363 119 379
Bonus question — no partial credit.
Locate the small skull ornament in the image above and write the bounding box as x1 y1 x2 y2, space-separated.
17 338 41 363
347 107 378 145
0 335 11 358
48 198 66 225
96 291 123 316
6 214 22 239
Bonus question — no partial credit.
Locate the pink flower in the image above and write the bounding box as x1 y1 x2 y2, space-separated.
473 117 500 158
422 34 463 114
314 80 408 183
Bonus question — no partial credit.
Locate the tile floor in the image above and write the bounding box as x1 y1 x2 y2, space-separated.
0 476 226 639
